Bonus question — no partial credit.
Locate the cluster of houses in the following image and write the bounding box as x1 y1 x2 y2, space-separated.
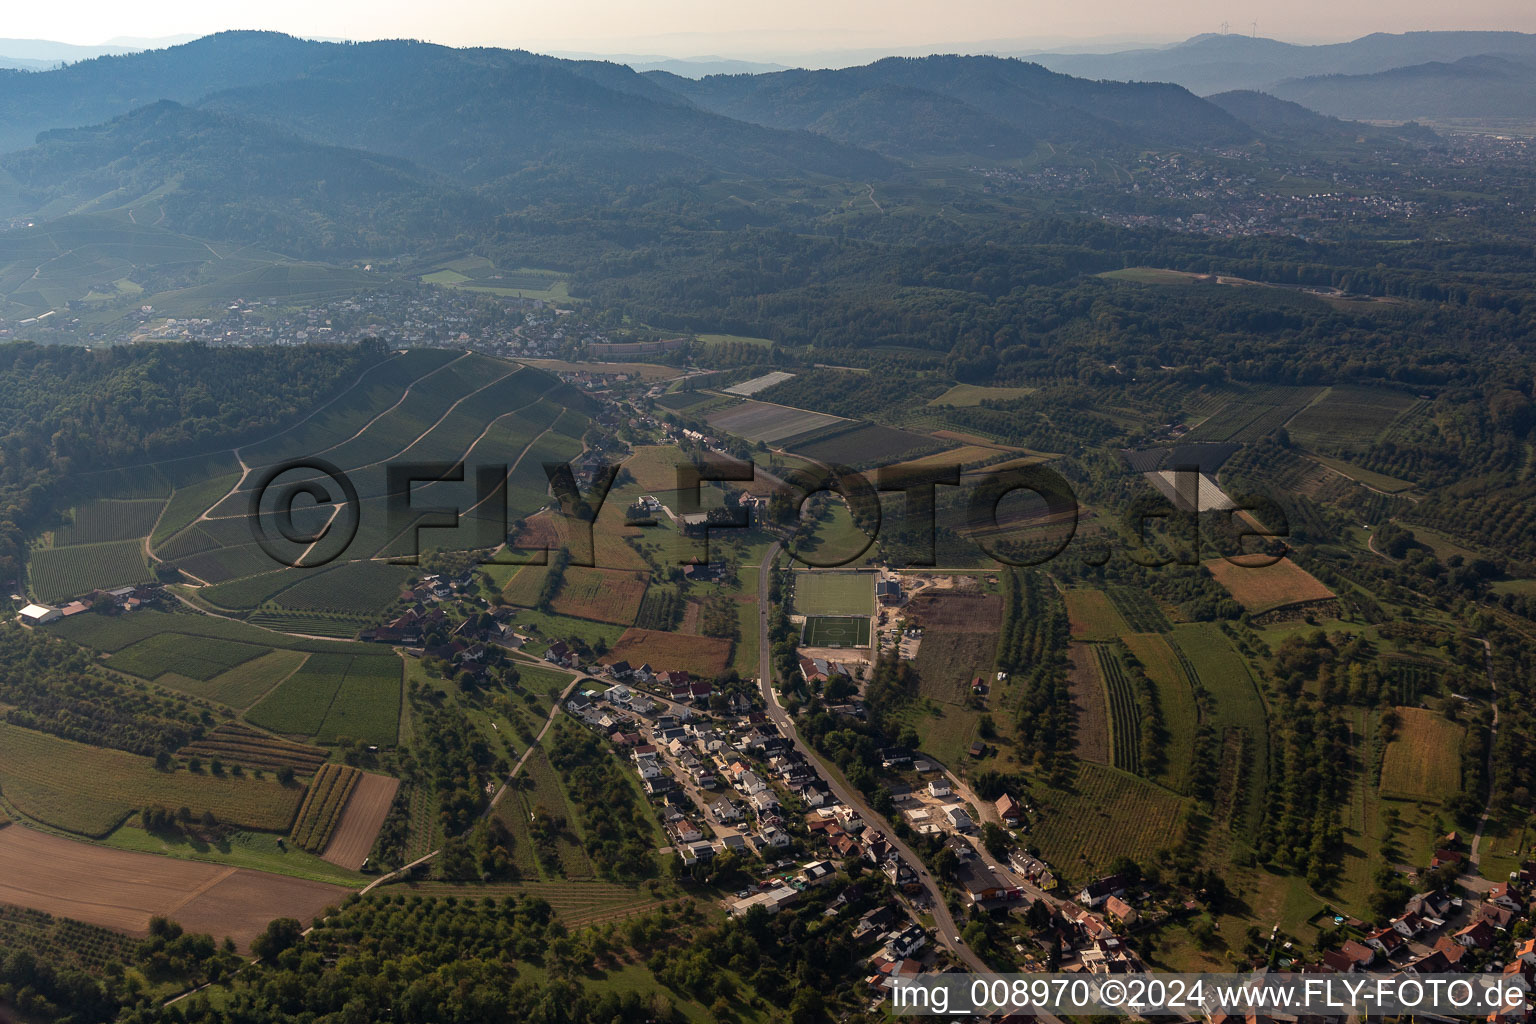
566 682 808 863
362 571 484 645
720 845 936 999
17 584 159 626
1315 866 1535 1008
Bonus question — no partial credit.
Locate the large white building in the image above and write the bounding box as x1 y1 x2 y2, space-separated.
17 603 60 626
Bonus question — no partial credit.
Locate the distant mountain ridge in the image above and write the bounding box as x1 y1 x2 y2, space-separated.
1024 30 1536 95
0 28 1465 263
1270 54 1536 121
0 31 1292 185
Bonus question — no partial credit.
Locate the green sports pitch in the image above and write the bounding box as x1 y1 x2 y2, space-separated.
802 615 872 648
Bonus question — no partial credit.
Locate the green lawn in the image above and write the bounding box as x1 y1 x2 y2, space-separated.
792 569 874 615
927 383 1037 407
104 823 364 887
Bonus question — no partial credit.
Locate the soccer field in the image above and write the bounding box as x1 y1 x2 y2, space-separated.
794 571 874 616
803 615 872 647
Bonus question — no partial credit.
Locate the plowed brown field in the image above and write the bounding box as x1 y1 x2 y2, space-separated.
0 826 348 949
321 772 400 870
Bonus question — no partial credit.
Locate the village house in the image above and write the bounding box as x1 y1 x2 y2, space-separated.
1077 875 1127 909
1454 920 1498 950
799 860 837 887
853 905 899 939
1489 881 1525 912
957 859 1007 904
942 804 974 831
1103 895 1138 926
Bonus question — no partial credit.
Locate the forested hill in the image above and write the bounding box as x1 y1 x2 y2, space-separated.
642 55 1250 156
0 32 889 182
0 340 388 582
1270 54 1536 121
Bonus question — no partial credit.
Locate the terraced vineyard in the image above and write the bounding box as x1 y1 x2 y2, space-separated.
27 539 152 602
54 498 167 546
178 722 330 773
291 763 362 852
26 348 590 634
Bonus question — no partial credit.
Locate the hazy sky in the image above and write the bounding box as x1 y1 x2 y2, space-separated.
11 0 1536 60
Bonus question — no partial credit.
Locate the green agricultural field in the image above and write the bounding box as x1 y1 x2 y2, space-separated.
104 824 363 887
803 615 872 648
793 570 874 615
247 653 353 737
107 633 270 681
149 262 384 316
290 763 362 852
1306 453 1417 494
314 655 403 746
1285 386 1422 453
119 351 591 610
0 720 302 837
1172 623 1269 840
512 663 582 705
1028 762 1189 882
927 383 1037 406
1108 587 1171 633
50 608 351 653
1123 633 1200 793
205 560 416 615
245 611 367 638
422 258 570 301
652 390 726 413
1184 386 1322 444
509 746 593 879
1064 588 1128 640
789 421 941 467
27 539 151 601
1380 707 1464 803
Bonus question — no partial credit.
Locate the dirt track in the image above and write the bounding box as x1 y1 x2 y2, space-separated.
321 772 399 870
0 825 349 949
